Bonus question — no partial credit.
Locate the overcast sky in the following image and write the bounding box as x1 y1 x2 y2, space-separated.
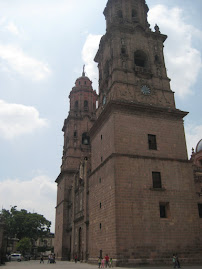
0 0 201 232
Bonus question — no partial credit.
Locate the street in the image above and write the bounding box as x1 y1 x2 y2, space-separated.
2 261 202 269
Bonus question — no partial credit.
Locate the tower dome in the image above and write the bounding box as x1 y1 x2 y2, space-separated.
74 65 92 88
68 66 97 116
196 139 202 153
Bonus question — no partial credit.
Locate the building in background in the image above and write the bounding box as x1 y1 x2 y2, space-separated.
6 237 19 254
191 140 202 225
35 233 54 256
55 0 202 265
0 215 7 264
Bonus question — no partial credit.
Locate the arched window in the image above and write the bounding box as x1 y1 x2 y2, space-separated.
155 55 160 64
78 227 82 260
134 50 147 68
117 10 123 19
132 9 137 18
198 158 202 167
84 100 88 110
74 131 77 138
93 103 96 111
75 101 78 110
104 61 109 78
121 47 126 55
102 95 106 105
66 136 69 146
82 133 90 145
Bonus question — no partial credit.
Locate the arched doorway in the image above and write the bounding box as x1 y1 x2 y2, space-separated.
78 227 83 261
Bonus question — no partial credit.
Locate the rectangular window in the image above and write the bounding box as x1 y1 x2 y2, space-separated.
152 172 162 188
148 134 157 150
198 204 202 218
159 202 170 218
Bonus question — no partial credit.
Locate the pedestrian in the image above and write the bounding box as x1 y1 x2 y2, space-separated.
40 255 44 264
172 254 177 268
98 257 101 268
47 254 51 263
53 253 56 263
109 258 113 268
176 254 181 268
101 258 105 268
105 254 109 268
74 254 77 263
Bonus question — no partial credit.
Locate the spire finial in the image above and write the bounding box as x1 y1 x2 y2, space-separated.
82 65 85 77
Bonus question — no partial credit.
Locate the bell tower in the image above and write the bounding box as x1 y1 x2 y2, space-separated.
95 0 175 115
55 69 97 260
88 0 201 265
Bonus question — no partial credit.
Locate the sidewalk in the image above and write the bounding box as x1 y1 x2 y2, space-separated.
2 261 202 269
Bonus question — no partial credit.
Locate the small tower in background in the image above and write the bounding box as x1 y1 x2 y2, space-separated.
55 69 97 260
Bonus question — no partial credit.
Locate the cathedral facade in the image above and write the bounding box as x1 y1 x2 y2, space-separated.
55 0 202 265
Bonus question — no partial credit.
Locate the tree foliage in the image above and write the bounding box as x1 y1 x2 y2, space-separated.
1 206 51 241
16 237 31 255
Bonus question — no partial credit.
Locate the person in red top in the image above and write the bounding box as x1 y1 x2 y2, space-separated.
74 254 77 263
105 254 109 268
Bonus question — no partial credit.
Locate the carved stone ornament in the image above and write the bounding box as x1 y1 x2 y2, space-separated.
157 90 171 106
154 24 160 33
195 176 202 183
116 85 134 100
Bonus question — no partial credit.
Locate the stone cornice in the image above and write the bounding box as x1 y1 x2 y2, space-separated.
62 114 96 132
55 169 78 183
69 87 97 97
55 199 72 209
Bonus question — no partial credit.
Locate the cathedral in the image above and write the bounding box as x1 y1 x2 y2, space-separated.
55 0 202 265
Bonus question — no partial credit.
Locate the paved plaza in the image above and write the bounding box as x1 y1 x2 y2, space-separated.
2 261 202 269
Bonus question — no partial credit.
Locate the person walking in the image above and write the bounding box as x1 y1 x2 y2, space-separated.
98 257 101 268
101 258 105 268
74 254 78 263
47 254 51 263
176 254 181 268
173 254 177 268
40 255 44 264
109 258 113 267
105 254 109 268
52 253 56 263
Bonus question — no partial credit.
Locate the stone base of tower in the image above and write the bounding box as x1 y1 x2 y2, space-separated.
114 252 202 266
88 253 202 267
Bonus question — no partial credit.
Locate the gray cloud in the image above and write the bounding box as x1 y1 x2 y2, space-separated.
0 175 56 231
0 44 51 81
148 5 202 98
0 100 48 140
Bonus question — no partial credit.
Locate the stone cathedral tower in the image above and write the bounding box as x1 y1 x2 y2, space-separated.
55 0 202 264
55 69 97 260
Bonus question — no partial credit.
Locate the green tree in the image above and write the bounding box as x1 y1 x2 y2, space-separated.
1 206 51 241
16 237 31 255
